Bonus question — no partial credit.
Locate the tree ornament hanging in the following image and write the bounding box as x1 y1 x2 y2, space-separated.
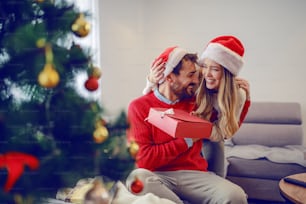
85 65 101 91
36 38 46 48
38 43 60 88
38 63 60 88
71 13 91 38
130 177 144 194
88 66 102 79
85 76 99 91
93 126 109 144
128 141 139 159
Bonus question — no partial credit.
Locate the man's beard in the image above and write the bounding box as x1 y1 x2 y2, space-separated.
172 83 196 100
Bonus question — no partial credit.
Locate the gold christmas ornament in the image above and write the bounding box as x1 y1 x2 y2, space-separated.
14 194 34 204
93 126 109 144
128 141 139 159
36 38 46 48
71 13 91 38
38 63 60 88
90 66 102 79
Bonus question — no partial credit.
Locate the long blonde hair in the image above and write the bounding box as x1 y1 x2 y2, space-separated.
194 67 240 138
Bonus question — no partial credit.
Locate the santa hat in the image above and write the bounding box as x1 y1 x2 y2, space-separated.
199 35 244 76
152 46 188 83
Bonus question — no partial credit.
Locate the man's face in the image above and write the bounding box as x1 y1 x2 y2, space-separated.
170 59 199 99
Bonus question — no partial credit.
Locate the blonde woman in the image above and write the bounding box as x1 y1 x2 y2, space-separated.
194 36 250 177
194 35 250 140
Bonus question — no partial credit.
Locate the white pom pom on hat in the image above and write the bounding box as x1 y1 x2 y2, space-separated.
152 46 188 84
199 35 245 76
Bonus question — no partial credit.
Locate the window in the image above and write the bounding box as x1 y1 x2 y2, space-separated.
73 0 101 66
71 0 102 100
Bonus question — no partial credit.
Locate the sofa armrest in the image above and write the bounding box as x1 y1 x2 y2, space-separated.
244 102 302 124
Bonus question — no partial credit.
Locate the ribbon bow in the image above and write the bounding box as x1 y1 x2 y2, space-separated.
160 108 174 118
0 152 39 192
144 108 175 122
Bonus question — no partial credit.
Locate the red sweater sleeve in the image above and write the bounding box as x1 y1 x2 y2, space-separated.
239 99 251 126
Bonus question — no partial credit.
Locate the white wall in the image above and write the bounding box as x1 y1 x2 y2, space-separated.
97 0 306 145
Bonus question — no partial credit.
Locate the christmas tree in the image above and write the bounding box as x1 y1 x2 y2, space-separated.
0 0 134 202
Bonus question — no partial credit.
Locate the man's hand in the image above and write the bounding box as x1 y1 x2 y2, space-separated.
192 138 201 142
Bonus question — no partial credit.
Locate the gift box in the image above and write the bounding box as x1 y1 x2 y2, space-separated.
147 108 212 139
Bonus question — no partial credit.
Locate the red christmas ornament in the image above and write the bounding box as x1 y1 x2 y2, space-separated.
85 77 99 91
130 177 144 194
0 152 39 192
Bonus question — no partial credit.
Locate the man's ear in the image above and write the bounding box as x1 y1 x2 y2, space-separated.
166 73 174 82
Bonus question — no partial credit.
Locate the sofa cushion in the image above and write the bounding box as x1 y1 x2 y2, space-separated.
227 157 306 180
232 123 303 146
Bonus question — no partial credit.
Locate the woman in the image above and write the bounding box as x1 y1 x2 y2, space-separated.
143 35 251 177
195 35 250 139
194 36 250 177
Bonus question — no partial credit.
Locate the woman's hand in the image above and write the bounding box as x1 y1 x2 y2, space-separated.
148 58 166 84
236 77 250 100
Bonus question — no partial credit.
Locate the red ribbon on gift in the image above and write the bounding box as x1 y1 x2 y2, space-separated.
0 152 39 192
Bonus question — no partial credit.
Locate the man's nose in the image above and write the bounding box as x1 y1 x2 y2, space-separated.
193 74 200 85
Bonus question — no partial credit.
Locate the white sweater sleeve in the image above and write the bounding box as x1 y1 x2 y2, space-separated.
142 76 157 95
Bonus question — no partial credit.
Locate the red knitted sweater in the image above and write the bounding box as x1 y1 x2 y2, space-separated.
127 92 208 172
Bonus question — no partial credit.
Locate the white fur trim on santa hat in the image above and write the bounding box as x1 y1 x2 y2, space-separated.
199 43 244 76
160 47 187 84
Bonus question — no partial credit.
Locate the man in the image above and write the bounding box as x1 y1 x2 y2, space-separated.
126 46 247 204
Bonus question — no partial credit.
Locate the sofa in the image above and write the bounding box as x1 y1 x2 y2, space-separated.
225 101 306 202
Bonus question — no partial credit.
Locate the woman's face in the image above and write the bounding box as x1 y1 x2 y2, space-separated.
201 58 223 90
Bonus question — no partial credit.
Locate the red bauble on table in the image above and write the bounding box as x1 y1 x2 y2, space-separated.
130 177 144 194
